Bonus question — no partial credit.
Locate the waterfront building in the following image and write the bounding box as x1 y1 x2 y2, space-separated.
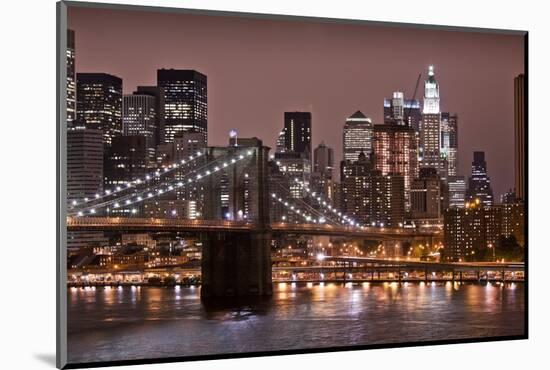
501 201 525 247
444 200 504 262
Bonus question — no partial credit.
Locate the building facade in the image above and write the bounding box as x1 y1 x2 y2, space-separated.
410 167 442 221
373 123 418 209
282 112 312 159
66 29 76 127
157 69 207 144
123 93 158 167
343 110 373 163
76 73 123 147
67 128 103 202
384 92 421 130
466 151 494 206
440 112 459 177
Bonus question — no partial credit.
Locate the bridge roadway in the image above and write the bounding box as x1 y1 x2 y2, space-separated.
66 217 439 240
322 256 524 272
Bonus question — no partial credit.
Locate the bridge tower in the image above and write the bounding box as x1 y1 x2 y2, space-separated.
200 138 273 297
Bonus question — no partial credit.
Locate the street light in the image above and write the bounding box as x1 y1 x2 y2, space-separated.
488 243 495 261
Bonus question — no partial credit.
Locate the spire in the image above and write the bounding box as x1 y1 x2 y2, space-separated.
427 65 437 83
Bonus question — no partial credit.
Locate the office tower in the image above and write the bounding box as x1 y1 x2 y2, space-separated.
76 73 123 147
340 153 404 227
123 93 157 167
343 111 373 163
66 29 76 127
421 65 442 170
501 189 518 204
67 128 103 202
514 74 525 200
440 112 459 177
384 93 421 131
157 69 207 144
136 85 166 146
275 130 286 153
313 142 334 178
372 173 405 228
410 168 442 221
340 152 373 224
282 112 312 159
448 176 466 208
274 151 311 199
466 151 494 206
311 142 334 201
104 136 148 192
373 123 418 209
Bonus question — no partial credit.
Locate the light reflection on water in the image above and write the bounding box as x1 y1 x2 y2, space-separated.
67 282 524 364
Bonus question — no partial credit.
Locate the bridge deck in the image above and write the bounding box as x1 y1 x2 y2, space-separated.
66 217 439 239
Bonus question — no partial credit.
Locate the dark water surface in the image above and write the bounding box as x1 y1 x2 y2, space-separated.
67 282 525 364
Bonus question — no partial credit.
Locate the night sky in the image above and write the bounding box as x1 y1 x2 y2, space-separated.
68 6 524 199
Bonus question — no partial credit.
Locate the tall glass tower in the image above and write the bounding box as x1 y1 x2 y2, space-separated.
466 151 494 206
157 69 207 144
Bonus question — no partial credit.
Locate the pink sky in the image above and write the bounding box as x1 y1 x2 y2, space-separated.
68 5 524 198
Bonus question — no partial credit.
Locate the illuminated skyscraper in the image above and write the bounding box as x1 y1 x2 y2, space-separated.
282 112 312 159
67 128 103 202
343 111 373 163
466 151 494 206
76 73 123 147
384 92 421 130
448 176 466 208
136 85 166 146
341 152 405 227
157 69 207 144
104 136 148 191
313 142 334 179
312 142 334 201
66 29 76 127
373 123 418 209
123 93 158 167
410 167 442 221
421 65 443 171
440 112 459 177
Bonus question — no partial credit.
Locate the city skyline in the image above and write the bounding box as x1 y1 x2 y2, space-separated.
68 7 524 199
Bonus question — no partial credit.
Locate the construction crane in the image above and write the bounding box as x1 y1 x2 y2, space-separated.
405 73 422 122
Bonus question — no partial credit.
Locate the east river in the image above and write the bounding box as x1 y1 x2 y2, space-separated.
67 282 525 364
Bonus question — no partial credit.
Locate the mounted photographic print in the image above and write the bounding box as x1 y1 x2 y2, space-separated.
56 1 528 368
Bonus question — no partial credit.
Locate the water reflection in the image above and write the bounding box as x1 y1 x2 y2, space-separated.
67 282 525 364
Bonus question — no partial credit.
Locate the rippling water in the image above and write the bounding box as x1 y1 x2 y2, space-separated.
67 282 525 364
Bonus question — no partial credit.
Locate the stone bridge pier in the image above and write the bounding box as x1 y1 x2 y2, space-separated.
200 231 272 297
201 139 272 298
